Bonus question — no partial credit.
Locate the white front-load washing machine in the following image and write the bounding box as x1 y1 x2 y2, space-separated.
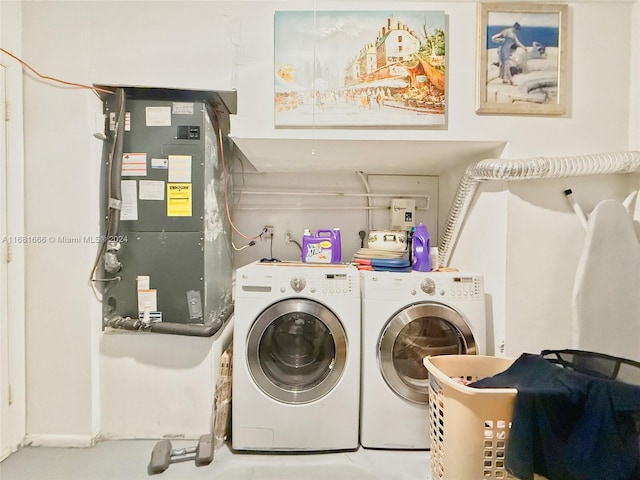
232 261 361 452
360 270 487 450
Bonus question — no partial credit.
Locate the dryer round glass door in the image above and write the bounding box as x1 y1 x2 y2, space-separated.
378 302 477 404
246 298 348 404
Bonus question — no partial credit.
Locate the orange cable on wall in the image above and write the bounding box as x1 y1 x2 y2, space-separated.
1 47 259 243
0 47 114 95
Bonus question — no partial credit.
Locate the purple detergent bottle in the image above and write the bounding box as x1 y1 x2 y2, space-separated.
331 228 341 263
302 228 342 263
412 223 431 272
314 229 342 263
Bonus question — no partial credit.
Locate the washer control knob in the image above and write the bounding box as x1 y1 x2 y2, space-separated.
421 278 436 295
290 276 306 292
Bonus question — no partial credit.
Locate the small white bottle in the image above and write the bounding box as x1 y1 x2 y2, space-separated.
429 247 440 271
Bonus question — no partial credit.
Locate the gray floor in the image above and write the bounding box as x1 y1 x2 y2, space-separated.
0 440 432 480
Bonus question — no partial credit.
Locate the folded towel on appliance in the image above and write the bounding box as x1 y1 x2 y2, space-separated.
372 266 412 272
470 353 640 480
354 257 412 272
354 248 406 259
354 258 411 268
356 264 374 271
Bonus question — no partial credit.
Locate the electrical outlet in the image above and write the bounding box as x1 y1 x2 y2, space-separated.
263 226 274 240
285 232 292 244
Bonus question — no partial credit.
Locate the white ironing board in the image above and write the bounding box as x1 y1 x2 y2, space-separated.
572 199 640 361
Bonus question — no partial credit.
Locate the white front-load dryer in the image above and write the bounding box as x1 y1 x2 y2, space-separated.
360 270 486 450
232 261 361 452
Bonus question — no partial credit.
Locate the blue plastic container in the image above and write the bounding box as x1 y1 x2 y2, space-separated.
412 223 431 271
302 228 342 264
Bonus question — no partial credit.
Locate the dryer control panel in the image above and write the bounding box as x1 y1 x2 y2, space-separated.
413 274 483 300
361 270 484 302
449 276 483 299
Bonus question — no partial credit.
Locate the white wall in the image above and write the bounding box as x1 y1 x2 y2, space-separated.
231 1 632 158
230 171 438 268
21 2 102 445
0 0 26 457
16 0 640 440
99 319 233 439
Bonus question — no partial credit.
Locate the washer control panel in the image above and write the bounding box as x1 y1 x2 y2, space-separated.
279 269 358 297
311 272 356 296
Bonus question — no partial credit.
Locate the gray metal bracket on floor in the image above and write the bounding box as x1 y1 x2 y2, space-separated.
148 434 214 475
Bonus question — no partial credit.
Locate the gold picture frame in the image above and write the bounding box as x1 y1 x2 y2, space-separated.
476 3 568 115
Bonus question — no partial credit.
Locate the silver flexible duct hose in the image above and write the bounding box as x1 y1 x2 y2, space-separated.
439 150 640 267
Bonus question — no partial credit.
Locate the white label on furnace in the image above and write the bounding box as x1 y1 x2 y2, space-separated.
145 106 171 127
121 153 147 177
109 111 131 131
139 180 165 200
173 102 194 115
151 158 169 169
168 155 192 183
137 289 157 311
120 180 138 221
137 275 150 290
138 289 161 323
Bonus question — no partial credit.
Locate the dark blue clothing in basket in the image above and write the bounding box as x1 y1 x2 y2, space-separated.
470 353 640 480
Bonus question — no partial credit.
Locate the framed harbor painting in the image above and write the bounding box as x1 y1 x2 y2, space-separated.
274 10 447 128
476 3 568 115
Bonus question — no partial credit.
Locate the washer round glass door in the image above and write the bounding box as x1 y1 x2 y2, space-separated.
247 298 347 404
378 302 476 404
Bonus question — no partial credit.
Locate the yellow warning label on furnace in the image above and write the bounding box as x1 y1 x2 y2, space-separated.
167 183 192 217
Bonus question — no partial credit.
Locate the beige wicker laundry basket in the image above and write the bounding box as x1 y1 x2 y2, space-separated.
423 355 519 480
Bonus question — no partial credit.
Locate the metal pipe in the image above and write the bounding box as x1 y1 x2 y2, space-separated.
235 205 430 211
104 306 233 338
357 171 374 232
233 190 430 199
107 88 126 235
102 88 127 275
439 151 640 267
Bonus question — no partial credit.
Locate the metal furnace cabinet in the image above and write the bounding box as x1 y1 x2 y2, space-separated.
98 87 236 331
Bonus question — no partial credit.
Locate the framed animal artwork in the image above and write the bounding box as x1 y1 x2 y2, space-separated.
476 3 568 115
274 10 447 128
